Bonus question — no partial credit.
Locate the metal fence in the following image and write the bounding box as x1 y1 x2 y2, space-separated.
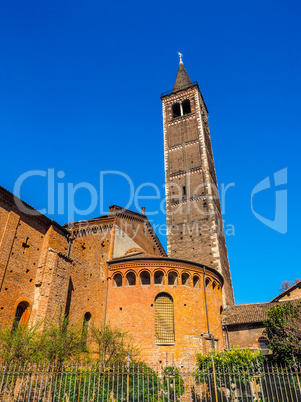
0 361 300 401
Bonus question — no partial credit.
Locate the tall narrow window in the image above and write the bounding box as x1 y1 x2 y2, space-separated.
182 99 191 115
82 312 91 350
172 103 181 118
155 293 175 344
13 301 30 329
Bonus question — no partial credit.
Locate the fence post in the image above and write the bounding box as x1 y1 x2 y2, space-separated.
127 353 130 402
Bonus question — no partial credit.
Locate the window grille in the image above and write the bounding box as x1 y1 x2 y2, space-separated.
155 293 175 344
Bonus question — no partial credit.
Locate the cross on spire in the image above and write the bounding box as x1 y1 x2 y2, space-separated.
177 52 183 64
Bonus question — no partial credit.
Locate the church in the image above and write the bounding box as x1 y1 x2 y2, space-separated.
0 57 298 365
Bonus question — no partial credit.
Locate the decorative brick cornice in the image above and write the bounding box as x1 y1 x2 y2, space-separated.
108 256 224 285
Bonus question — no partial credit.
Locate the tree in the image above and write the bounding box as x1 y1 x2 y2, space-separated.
280 278 301 292
0 322 42 365
89 324 140 365
264 301 301 364
39 311 84 367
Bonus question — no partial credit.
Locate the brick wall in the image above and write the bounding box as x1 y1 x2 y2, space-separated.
226 323 265 350
106 258 224 365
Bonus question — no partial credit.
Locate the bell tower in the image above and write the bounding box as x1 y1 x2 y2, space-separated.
161 56 234 305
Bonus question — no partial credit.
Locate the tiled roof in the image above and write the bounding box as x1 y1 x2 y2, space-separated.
271 280 301 302
224 299 301 326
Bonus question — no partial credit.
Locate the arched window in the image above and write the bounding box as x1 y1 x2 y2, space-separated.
154 271 164 285
140 271 150 285
193 276 200 288
205 277 210 288
113 273 122 287
212 281 217 290
126 272 136 286
168 272 178 286
155 293 175 344
82 312 91 350
13 301 30 328
182 99 191 115
258 336 269 350
172 103 181 118
181 273 190 286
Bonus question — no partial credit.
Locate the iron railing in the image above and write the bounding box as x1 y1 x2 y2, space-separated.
0 361 300 401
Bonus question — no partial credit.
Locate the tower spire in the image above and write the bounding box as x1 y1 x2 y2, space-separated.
173 53 193 93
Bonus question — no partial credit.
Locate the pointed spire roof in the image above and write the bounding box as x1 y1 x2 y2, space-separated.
173 54 193 93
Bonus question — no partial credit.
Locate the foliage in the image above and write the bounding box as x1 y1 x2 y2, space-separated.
196 347 263 384
0 315 141 367
264 301 301 364
89 324 140 365
52 364 184 402
0 322 42 365
39 311 84 366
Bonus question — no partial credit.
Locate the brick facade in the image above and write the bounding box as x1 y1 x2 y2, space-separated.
1 60 294 365
106 257 224 364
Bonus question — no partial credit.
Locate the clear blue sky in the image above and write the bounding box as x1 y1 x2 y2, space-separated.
0 0 300 304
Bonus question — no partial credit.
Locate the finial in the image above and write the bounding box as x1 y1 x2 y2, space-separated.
177 52 183 64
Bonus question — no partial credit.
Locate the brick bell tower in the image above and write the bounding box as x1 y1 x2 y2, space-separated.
161 54 234 305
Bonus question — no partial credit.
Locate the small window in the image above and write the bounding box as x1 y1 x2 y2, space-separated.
140 271 150 285
113 273 122 287
182 99 191 115
154 271 164 285
168 272 178 286
126 272 136 286
13 301 30 329
212 281 217 290
181 273 190 286
205 277 210 287
193 276 200 288
183 186 186 196
258 337 269 350
172 103 181 118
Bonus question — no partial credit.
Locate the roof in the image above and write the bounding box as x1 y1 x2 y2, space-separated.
224 299 301 326
0 185 70 236
271 280 301 302
173 62 193 92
